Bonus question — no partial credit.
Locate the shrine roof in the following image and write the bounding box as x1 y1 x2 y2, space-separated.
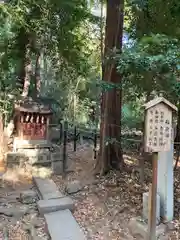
144 97 177 112
14 97 53 114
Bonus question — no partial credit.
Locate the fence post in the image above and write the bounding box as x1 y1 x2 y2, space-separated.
59 120 63 144
74 125 77 152
94 128 97 160
63 121 68 175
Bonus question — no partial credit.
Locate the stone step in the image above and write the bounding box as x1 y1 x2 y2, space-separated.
38 197 74 215
45 209 86 240
33 177 63 200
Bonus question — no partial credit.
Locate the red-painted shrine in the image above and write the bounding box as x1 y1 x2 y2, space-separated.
14 98 52 141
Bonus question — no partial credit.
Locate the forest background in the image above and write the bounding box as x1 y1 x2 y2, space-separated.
1 0 180 174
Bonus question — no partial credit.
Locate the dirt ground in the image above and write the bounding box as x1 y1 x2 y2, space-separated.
52 143 180 240
0 177 48 240
0 142 179 239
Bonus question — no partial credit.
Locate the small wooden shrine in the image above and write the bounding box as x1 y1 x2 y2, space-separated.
13 97 53 143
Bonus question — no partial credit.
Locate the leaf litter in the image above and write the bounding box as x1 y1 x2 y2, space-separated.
0 141 179 239
52 142 180 240
0 180 48 240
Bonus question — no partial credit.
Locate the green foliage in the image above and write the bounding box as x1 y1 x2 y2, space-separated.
1 0 180 132
1 0 93 74
39 17 102 123
120 0 180 130
122 99 144 129
115 33 180 129
0 0 102 125
117 34 180 101
128 0 180 39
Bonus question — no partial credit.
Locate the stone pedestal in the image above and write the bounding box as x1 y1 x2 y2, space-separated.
6 149 51 166
129 217 166 239
143 192 160 225
6 147 63 176
13 138 51 152
157 144 174 222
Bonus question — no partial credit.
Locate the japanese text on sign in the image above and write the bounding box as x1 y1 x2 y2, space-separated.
145 103 172 152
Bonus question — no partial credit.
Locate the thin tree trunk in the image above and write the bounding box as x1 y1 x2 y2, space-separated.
175 102 180 144
16 28 32 97
0 114 7 164
96 0 124 175
35 52 41 97
0 114 4 162
174 102 180 169
139 91 151 183
22 46 32 97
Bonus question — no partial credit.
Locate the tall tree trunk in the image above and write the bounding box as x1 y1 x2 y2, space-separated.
35 51 41 97
100 1 104 66
17 28 32 97
22 46 32 97
96 0 124 175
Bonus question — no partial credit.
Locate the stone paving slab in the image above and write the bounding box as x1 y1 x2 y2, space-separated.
38 197 74 215
45 209 86 240
33 177 63 200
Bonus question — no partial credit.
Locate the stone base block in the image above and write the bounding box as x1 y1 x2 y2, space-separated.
18 149 51 164
129 217 166 239
6 149 64 176
143 192 160 225
13 139 51 150
6 150 51 166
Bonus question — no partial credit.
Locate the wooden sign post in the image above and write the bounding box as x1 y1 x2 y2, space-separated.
144 97 177 240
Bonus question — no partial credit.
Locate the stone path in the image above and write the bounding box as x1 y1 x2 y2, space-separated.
33 177 86 240
45 209 86 240
33 177 63 200
0 183 48 239
38 197 74 215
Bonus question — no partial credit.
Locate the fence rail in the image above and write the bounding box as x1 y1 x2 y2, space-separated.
49 121 180 175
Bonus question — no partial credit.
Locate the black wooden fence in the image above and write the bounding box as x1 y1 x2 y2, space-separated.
50 120 144 175
49 121 98 174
